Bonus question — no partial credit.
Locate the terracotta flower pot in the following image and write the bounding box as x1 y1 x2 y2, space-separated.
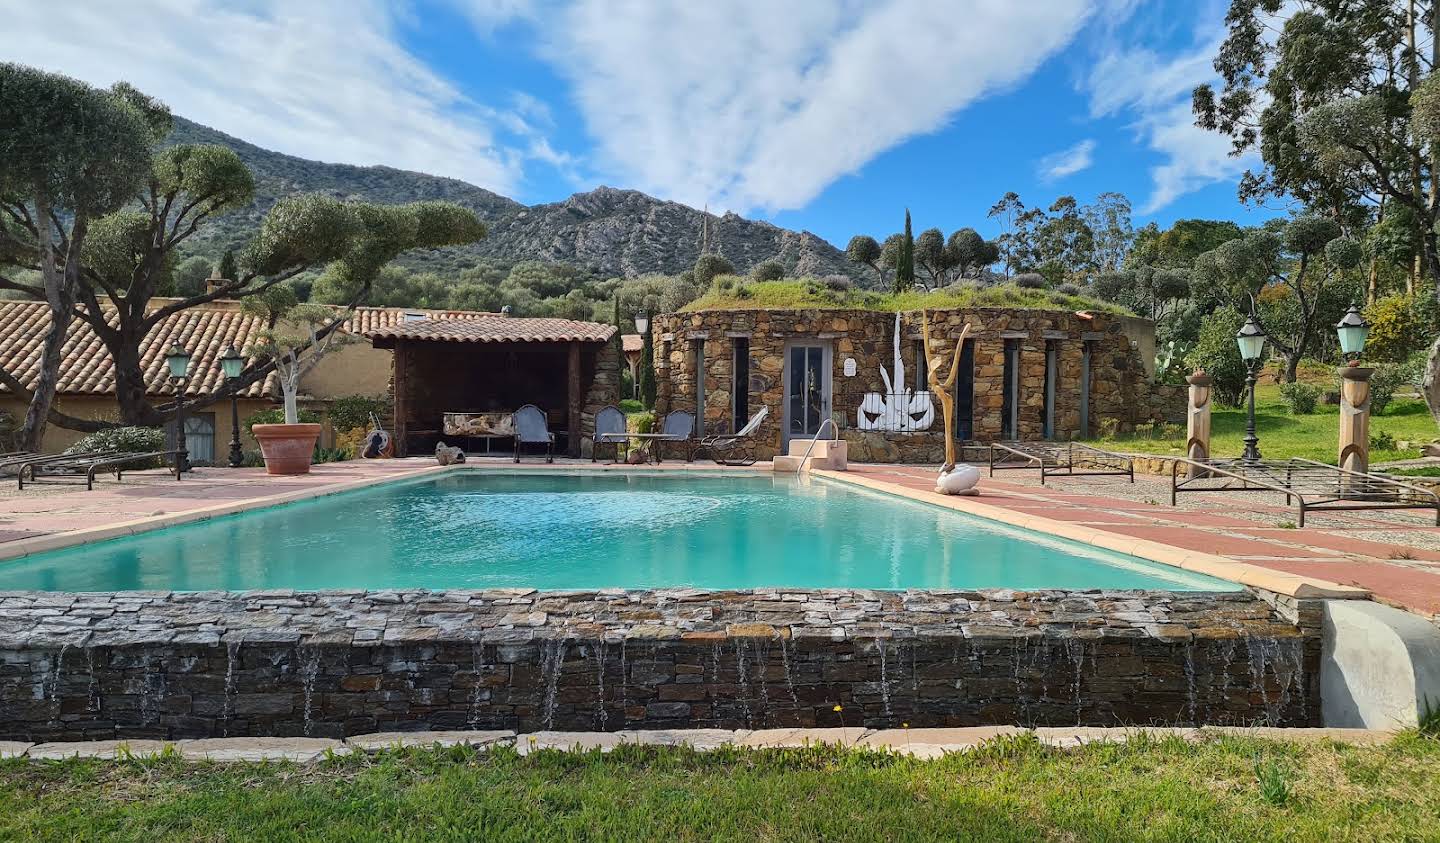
251 423 322 475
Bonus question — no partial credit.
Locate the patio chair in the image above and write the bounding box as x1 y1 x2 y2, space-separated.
512 404 555 463
693 406 769 466
592 404 629 463
654 410 696 463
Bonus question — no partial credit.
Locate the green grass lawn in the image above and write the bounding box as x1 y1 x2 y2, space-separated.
1082 384 1438 464
3 734 1439 841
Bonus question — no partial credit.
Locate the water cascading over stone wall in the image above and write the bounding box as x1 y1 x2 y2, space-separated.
0 588 1318 741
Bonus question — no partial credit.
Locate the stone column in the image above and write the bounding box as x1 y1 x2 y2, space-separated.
1338 365 1373 482
1184 372 1211 478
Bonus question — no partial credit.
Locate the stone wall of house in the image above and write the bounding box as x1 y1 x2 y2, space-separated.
0 588 1318 741
578 342 623 458
653 308 1180 461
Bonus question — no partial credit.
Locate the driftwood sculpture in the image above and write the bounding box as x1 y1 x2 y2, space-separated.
922 311 979 495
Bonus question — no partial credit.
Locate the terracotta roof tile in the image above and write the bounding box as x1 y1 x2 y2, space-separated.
369 317 617 344
0 300 501 399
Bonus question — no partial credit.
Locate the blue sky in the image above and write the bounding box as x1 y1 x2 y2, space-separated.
2 0 1293 249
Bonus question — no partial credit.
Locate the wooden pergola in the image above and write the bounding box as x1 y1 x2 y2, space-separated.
370 316 616 457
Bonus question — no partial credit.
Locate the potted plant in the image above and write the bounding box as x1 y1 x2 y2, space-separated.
244 290 354 474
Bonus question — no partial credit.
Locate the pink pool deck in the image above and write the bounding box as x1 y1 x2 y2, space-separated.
1 458 1438 620
842 464 1440 618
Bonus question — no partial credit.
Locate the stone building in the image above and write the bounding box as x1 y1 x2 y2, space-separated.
653 305 1184 462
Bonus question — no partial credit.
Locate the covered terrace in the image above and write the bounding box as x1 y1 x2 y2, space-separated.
370 316 619 458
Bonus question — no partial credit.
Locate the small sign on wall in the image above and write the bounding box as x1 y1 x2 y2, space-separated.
843 357 857 377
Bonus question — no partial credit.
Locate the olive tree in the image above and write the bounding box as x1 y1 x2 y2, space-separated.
1193 216 1361 383
0 64 160 449
845 235 882 284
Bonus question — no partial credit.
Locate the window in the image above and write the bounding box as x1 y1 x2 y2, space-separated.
732 337 750 432
1080 341 1094 438
1001 339 1019 440
953 339 975 440
167 412 216 465
693 339 706 435
402 312 427 323
1043 340 1058 439
912 339 928 393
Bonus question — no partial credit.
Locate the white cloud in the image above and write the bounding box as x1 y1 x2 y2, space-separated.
1037 139 1097 182
456 0 1093 213
1082 13 1259 213
0 0 552 197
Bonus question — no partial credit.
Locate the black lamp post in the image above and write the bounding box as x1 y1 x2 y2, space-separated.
1336 304 1369 363
1235 315 1268 463
220 344 245 467
165 343 192 477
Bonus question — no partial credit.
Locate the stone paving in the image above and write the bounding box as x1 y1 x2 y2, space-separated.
841 464 1440 620
0 725 1394 763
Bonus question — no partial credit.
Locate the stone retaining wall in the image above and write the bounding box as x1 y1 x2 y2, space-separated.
0 588 1319 742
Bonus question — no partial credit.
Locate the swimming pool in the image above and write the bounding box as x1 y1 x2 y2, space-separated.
0 472 1240 592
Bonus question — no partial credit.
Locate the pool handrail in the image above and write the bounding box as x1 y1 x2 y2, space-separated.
794 417 839 476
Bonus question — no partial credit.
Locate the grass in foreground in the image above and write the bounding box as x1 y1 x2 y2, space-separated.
2 733 1439 841
1082 385 1437 464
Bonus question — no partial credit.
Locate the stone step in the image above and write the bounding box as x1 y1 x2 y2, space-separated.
785 439 848 463
771 455 833 473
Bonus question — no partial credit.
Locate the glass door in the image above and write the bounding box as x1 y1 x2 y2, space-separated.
784 344 830 450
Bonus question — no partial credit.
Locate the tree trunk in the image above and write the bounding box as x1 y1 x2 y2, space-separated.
1283 353 1301 386
110 337 165 426
19 194 80 453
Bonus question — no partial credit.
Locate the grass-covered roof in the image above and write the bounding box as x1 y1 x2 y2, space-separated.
681 278 1130 315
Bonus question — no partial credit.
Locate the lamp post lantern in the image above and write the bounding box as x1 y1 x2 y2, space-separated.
220 345 245 468
165 343 192 477
1235 315 1267 463
1336 304 1369 362
633 311 651 401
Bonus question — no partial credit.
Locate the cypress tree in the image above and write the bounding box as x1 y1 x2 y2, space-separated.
894 209 915 294
217 248 237 280
639 324 657 409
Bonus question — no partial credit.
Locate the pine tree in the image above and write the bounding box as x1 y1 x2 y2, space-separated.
894 209 915 293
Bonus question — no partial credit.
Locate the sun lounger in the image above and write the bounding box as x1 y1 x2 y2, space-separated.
17 450 182 490
693 406 769 466
1171 456 1440 526
988 441 1134 485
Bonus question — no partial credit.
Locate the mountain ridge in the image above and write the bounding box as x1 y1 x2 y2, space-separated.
167 118 859 281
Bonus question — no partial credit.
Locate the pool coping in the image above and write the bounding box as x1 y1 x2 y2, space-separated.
808 468 1370 601
0 461 1370 601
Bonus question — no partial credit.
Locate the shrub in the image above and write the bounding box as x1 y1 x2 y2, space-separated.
1096 417 1120 440
1363 293 1425 363
1370 429 1396 451
1369 364 1407 414
1184 306 1248 407
1057 283 1081 296
65 426 165 455
1278 382 1320 414
631 412 656 434
243 407 320 435
1014 272 1046 290
750 260 785 282
65 426 166 469
333 426 368 459
327 395 386 433
312 445 350 464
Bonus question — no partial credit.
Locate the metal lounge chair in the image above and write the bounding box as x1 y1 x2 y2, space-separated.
694 406 769 466
16 450 181 490
512 404 555 463
1171 456 1440 527
591 404 629 463
0 451 43 475
988 441 1134 485
654 410 696 463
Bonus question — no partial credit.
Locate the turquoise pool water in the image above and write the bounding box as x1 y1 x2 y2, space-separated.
0 472 1240 592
